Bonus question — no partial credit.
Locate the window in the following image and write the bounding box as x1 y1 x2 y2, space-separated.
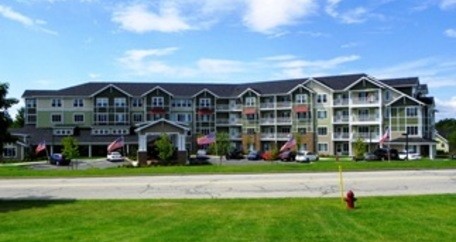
298 128 307 134
406 107 418 117
132 98 143 107
114 97 126 107
115 113 127 123
318 143 328 152
152 97 164 107
317 127 327 136
27 115 36 123
74 114 84 123
132 113 143 122
317 110 327 119
3 147 16 158
199 98 211 107
96 98 108 107
96 114 108 123
295 94 308 104
245 97 256 107
26 99 36 108
297 112 311 120
73 99 84 107
51 114 62 123
51 99 62 107
174 113 192 123
317 94 327 103
407 126 419 136
201 128 211 135
385 90 391 101
171 99 192 108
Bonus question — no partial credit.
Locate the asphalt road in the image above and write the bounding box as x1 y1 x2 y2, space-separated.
1 170 455 200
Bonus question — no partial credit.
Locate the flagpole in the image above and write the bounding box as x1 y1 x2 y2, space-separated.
45 143 50 163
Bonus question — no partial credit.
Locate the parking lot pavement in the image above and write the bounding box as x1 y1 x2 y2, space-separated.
29 159 125 170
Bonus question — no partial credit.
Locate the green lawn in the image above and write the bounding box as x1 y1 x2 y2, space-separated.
0 159 455 178
1 195 455 242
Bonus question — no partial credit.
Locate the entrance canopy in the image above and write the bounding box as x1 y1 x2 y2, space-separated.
135 119 189 152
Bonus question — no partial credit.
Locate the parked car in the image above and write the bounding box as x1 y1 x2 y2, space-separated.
225 149 244 160
247 150 262 160
107 151 124 162
279 150 295 161
295 151 319 163
49 153 71 166
398 151 422 160
196 149 210 161
364 152 380 161
373 148 399 160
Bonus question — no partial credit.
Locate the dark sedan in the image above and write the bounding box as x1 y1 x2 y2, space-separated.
49 153 71 166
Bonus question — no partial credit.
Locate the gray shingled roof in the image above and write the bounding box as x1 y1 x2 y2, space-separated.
22 73 423 98
379 77 419 87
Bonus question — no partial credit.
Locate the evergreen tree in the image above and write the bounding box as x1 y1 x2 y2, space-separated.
0 83 19 162
11 106 25 128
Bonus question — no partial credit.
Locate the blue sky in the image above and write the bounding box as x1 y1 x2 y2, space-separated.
1 0 456 120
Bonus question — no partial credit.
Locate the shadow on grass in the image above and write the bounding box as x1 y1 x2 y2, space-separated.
0 197 76 213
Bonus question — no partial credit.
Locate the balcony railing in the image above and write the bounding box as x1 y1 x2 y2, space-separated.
261 133 275 139
352 115 380 122
260 103 275 109
352 132 380 140
276 133 290 139
351 96 379 105
216 104 229 111
276 102 292 108
333 132 350 140
333 116 350 123
276 117 292 124
333 98 349 106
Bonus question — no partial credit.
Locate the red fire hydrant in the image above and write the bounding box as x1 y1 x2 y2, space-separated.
344 190 357 209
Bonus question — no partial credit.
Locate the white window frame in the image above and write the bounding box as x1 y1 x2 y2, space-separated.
318 143 328 152
199 98 211 108
132 98 143 107
406 126 419 136
96 113 108 123
317 126 328 136
73 98 84 108
152 97 164 107
74 114 84 123
115 113 127 123
295 94 308 104
132 113 143 122
317 110 327 119
51 114 62 123
406 107 418 117
3 146 17 158
51 98 62 107
317 94 327 103
114 97 127 107
26 99 36 108
245 97 256 107
96 98 108 107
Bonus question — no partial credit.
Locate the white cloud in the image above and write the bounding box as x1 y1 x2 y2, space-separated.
265 54 360 78
242 0 318 34
435 97 456 120
197 59 245 74
0 4 57 35
440 0 456 10
325 0 369 24
445 28 456 38
112 3 191 33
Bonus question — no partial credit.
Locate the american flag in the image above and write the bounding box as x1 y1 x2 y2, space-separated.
197 133 216 145
379 127 390 145
107 137 124 153
280 136 296 152
35 141 46 154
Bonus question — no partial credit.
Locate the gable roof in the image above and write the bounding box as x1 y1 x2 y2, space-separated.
21 73 428 99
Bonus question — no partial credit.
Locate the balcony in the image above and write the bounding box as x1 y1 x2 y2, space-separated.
295 118 312 125
333 98 349 106
276 133 290 139
333 115 350 123
216 104 230 111
333 132 350 140
276 102 292 109
260 118 275 125
351 96 379 105
276 117 292 124
260 103 275 109
261 133 275 139
352 132 380 141
216 118 230 125
352 115 380 123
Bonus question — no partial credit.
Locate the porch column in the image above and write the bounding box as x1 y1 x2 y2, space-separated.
429 144 435 160
137 134 148 166
88 145 92 158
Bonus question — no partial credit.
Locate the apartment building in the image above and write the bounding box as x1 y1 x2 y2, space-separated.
8 73 437 162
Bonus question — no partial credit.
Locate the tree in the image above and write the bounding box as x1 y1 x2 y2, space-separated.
0 83 19 162
11 106 25 128
212 132 230 164
436 118 456 154
62 136 80 160
155 133 175 165
353 137 366 161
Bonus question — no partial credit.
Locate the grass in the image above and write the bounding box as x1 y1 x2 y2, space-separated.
0 195 455 241
0 158 455 178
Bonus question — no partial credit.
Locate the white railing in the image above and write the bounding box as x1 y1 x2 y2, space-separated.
260 103 275 109
276 102 292 108
333 116 350 123
352 115 380 122
333 99 349 106
333 132 350 139
276 117 292 123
